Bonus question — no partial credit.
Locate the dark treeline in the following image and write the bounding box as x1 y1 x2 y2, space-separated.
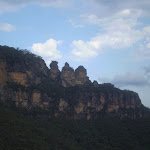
0 101 150 150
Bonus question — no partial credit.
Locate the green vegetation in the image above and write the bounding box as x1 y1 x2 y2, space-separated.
0 101 150 150
1 45 150 149
0 45 141 107
4 81 26 92
0 45 42 67
0 45 47 78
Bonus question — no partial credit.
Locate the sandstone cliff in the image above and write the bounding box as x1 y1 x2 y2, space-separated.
0 46 49 86
50 61 60 81
0 45 147 119
60 62 76 87
50 61 91 87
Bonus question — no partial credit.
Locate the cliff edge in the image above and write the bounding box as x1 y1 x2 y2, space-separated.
0 45 148 119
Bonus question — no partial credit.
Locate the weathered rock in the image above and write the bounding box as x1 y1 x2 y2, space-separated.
50 61 60 81
93 80 99 87
0 45 147 120
58 98 68 112
0 60 7 84
60 62 76 87
0 47 49 86
32 90 41 105
8 72 28 86
75 66 91 85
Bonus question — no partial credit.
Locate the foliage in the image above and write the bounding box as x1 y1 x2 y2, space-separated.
0 45 46 78
1 45 150 150
0 101 150 150
5 81 26 92
0 45 41 67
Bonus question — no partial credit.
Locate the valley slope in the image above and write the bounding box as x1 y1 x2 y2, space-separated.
0 45 149 119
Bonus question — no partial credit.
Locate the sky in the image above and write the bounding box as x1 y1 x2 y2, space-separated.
0 0 150 107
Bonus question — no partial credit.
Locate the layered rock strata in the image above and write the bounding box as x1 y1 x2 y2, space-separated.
0 46 146 119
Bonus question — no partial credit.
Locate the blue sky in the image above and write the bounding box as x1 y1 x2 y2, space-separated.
0 0 150 107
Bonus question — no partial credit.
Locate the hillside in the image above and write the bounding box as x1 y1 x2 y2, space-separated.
0 45 150 150
0 101 150 150
0 45 149 119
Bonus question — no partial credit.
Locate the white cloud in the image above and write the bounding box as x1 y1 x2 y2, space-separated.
143 26 150 33
144 65 150 83
32 38 62 65
0 23 16 32
144 65 150 73
146 43 150 48
132 26 150 61
0 0 73 13
68 19 84 28
81 9 142 27
1 0 150 62
134 45 150 61
0 1 25 13
71 40 98 59
81 0 150 17
99 72 149 87
36 0 72 7
69 1 150 60
71 9 144 59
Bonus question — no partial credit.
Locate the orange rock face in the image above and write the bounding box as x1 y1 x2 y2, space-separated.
9 72 27 86
32 91 41 103
75 102 85 114
60 62 76 87
100 96 105 104
0 60 7 84
107 105 119 112
58 98 68 111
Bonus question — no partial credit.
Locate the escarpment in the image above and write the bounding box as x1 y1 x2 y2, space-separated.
0 45 148 119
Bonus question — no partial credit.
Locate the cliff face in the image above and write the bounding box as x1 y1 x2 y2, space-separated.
0 46 49 87
60 62 76 87
57 86 142 119
0 46 146 119
0 60 7 84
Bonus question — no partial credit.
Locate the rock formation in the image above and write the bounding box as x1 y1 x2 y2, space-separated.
49 62 91 87
0 60 7 84
50 61 60 81
93 80 99 87
60 62 76 87
75 66 91 85
49 61 91 87
0 45 148 119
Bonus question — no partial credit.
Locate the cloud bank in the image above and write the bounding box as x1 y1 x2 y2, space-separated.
99 72 149 87
0 0 72 13
1 0 150 61
0 23 16 32
71 8 149 59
